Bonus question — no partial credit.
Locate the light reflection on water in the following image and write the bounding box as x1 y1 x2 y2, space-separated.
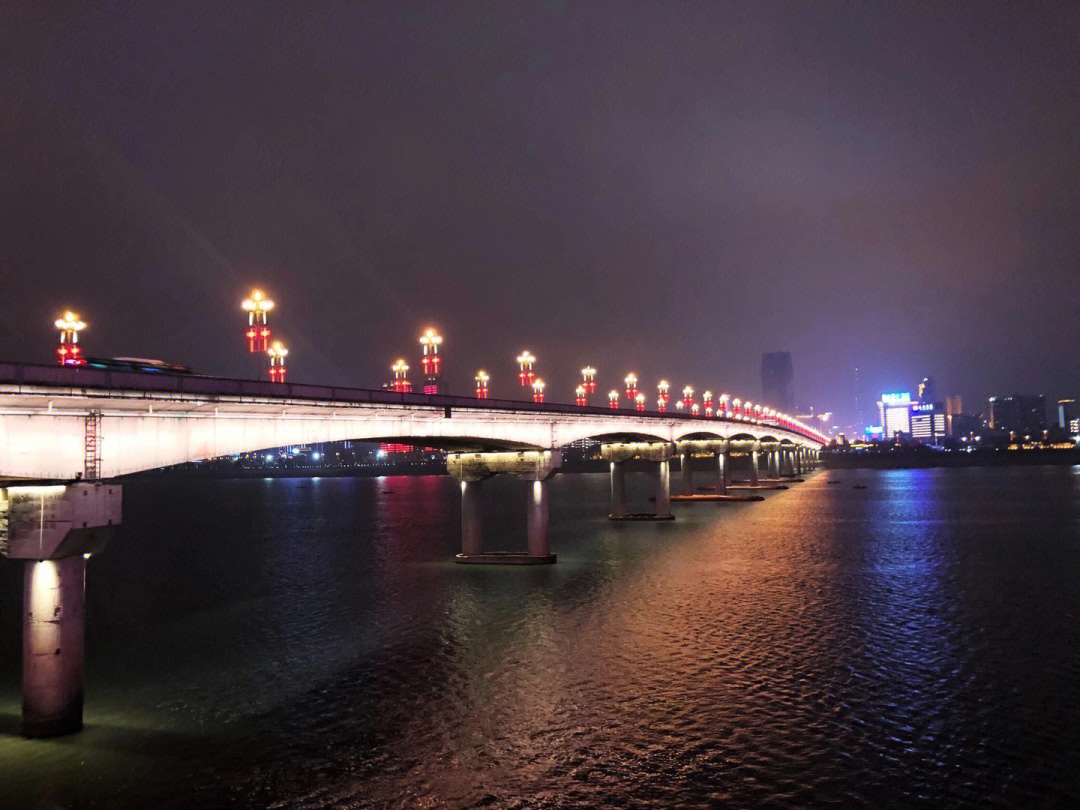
2 467 1080 808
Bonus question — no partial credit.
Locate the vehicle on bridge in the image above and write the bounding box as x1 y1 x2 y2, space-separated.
85 357 194 375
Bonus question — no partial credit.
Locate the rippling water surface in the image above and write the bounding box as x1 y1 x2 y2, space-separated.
3 467 1080 808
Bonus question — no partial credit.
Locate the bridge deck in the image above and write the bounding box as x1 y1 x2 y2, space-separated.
0 363 825 443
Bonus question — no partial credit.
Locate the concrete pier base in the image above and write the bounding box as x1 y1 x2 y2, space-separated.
447 451 561 565
455 551 556 565
22 556 86 737
602 443 676 522
670 493 764 503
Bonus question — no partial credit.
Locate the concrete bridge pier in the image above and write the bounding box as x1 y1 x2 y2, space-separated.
795 448 803 476
750 447 760 486
769 450 780 479
652 460 672 519
447 451 561 564
679 452 694 496
601 443 676 521
609 461 628 518
2 483 122 738
716 451 728 495
459 479 484 556
526 479 551 557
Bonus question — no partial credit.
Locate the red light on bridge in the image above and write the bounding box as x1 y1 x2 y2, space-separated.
581 366 596 404
419 328 442 394
682 386 694 410
517 351 536 388
532 379 545 403
608 390 619 409
242 290 274 353
624 373 638 402
635 393 646 412
54 311 87 366
267 341 288 383
576 385 587 407
475 370 489 399
391 359 412 393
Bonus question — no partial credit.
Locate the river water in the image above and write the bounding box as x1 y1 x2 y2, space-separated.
2 466 1080 808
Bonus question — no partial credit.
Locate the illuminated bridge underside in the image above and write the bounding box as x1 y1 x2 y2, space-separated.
0 378 823 480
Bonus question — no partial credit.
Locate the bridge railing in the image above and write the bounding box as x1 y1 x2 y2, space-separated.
0 362 827 442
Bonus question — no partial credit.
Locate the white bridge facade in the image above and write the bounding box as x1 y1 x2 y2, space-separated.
0 363 824 481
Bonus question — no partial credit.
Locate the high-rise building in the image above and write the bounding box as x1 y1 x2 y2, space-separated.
878 392 913 439
910 402 947 442
917 376 937 403
761 352 795 413
878 391 946 443
989 395 1047 437
1058 399 1080 435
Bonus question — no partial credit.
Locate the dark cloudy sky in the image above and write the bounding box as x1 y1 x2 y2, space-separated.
3 1 1079 428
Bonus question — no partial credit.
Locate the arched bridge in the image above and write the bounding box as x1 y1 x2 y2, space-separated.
0 363 824 480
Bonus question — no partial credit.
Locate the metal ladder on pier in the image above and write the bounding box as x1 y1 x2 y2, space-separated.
84 409 102 481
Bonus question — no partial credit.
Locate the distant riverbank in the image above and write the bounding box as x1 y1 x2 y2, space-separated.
824 447 1080 469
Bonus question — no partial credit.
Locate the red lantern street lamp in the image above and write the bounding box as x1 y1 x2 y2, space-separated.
267 341 288 383
682 386 695 410
532 378 545 403
608 390 619 409
691 403 700 417
657 380 670 412
575 385 587 407
242 290 274 353
419 328 443 394
474 370 489 399
54 311 87 366
581 366 597 403
718 394 730 417
517 351 536 388
635 392 646 412
624 373 638 402
391 359 412 393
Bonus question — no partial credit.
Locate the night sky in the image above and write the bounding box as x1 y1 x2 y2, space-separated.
3 2 1079 429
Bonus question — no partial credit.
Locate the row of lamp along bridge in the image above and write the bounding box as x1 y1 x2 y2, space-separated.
55 291 825 444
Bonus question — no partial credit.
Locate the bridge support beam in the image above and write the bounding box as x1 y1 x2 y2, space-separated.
750 448 760 486
447 451 561 564
769 450 779 479
2 483 121 738
601 443 676 521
